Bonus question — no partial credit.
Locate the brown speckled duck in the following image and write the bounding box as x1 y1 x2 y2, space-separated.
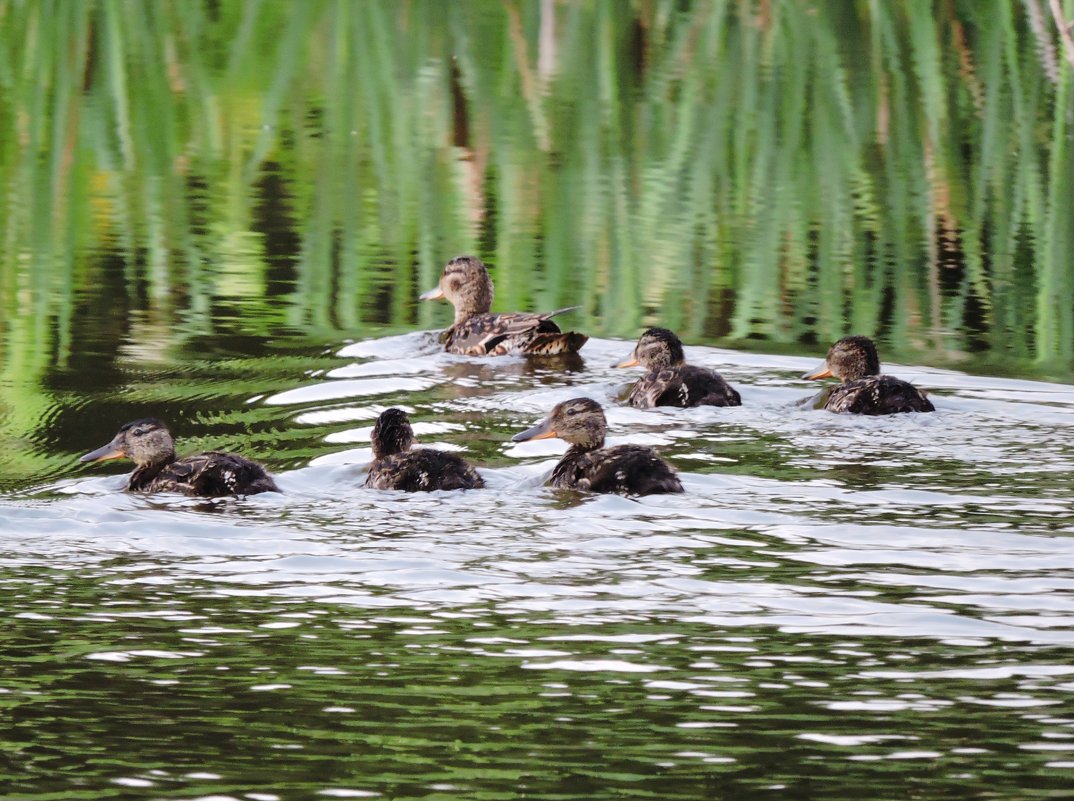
420 256 587 356
79 418 279 496
803 336 934 415
511 398 683 495
365 408 484 491
614 327 741 408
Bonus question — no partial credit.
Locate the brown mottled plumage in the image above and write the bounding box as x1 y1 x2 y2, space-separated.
803 336 935 415
614 327 741 408
79 418 279 496
511 398 683 495
365 408 484 492
420 256 587 356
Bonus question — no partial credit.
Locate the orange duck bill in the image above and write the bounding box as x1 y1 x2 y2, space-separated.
511 417 558 442
801 361 833 380
612 354 640 368
79 438 127 463
419 286 445 301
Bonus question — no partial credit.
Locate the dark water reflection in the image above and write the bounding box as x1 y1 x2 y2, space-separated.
4 335 1074 799
5 576 1074 800
6 562 1074 800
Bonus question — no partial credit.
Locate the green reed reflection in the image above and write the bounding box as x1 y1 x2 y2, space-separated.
3 0 1073 351
1 0 1073 483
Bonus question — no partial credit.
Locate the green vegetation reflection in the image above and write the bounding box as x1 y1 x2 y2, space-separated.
2 0 1074 484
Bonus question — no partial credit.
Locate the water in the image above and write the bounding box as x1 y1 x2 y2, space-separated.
3 334 1074 799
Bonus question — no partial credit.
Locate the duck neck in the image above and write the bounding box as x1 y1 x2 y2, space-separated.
453 297 489 324
646 355 678 370
371 426 412 460
566 436 604 457
452 280 493 323
372 442 405 460
129 452 176 491
841 363 878 382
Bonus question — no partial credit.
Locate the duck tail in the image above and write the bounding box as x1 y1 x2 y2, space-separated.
539 305 582 320
524 332 589 355
646 474 685 494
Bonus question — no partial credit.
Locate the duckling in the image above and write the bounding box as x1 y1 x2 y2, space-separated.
511 398 683 495
365 408 484 491
420 255 587 356
614 327 741 408
79 418 279 496
802 335 935 415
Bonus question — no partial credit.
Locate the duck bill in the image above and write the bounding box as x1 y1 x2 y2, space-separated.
79 440 127 463
511 418 558 443
419 286 445 301
612 354 640 368
801 361 833 381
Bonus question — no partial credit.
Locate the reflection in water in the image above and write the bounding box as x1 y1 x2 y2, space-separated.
3 2 1074 481
3 334 1074 799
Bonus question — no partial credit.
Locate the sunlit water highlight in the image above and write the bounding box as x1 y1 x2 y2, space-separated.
2 335 1073 799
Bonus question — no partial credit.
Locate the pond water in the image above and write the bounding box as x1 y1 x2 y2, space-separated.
3 1 1074 798
4 331 1074 799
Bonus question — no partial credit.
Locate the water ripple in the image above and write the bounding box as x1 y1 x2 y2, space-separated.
4 334 1074 800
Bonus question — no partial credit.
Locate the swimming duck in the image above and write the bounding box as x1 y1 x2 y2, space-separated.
614 327 742 408
420 255 588 356
802 335 935 415
511 398 683 495
365 408 484 491
79 418 280 496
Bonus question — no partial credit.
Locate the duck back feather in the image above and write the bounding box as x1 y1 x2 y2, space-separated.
551 445 683 495
365 449 485 492
443 308 587 356
628 365 742 408
825 375 935 415
135 452 279 496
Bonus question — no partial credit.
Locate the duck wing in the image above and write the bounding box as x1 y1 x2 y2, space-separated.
151 452 279 496
628 366 742 408
365 449 484 492
549 450 590 490
825 375 934 415
516 330 588 356
444 308 587 356
556 445 683 495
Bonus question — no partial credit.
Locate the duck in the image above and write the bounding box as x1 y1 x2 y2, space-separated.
365 408 484 491
613 327 742 408
79 418 280 496
511 397 683 495
802 335 935 415
419 255 587 356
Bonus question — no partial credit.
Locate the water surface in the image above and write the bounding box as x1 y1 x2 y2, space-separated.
3 334 1073 799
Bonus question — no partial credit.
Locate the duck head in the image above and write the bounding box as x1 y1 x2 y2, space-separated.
613 327 685 370
370 408 415 459
803 335 882 382
512 397 606 450
80 418 176 468
420 255 494 322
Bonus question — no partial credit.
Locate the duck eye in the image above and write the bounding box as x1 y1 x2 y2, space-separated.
566 408 578 416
